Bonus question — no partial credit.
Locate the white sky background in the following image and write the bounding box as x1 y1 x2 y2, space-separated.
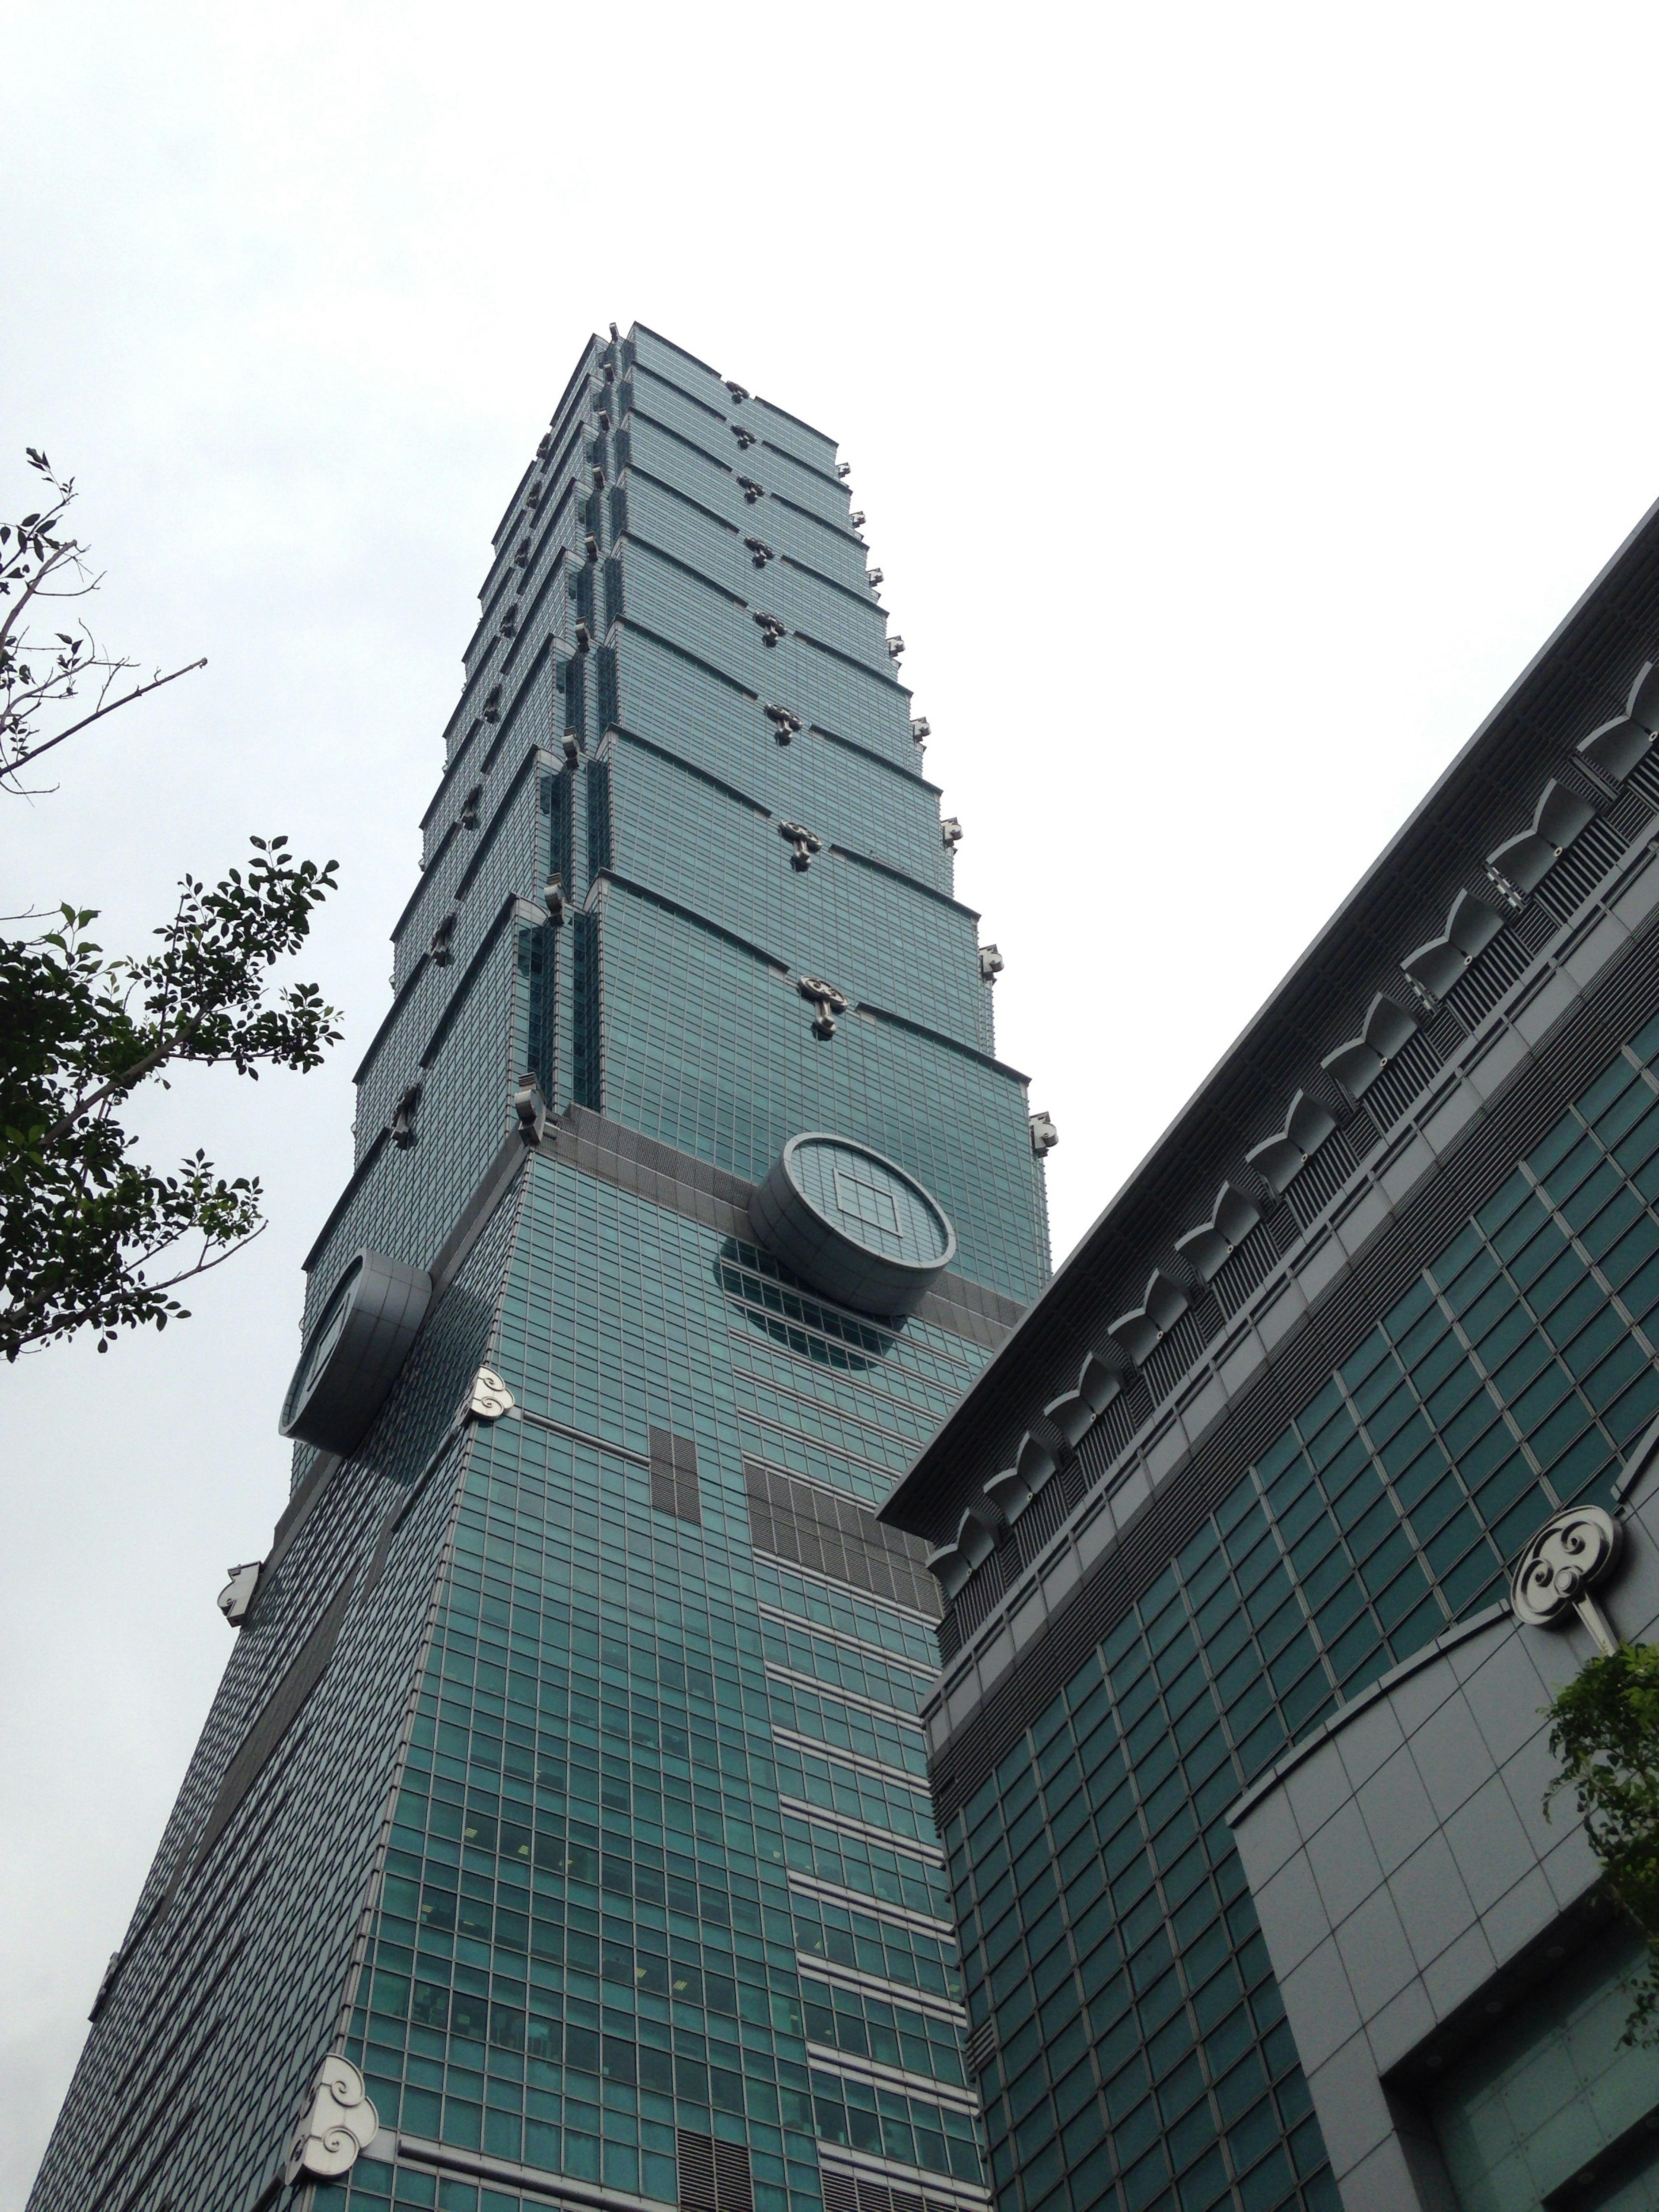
3 0 1659 2195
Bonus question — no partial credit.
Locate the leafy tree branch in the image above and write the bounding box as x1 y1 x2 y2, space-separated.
0 841 341 1359
1 447 204 792
1546 1638 1659 2044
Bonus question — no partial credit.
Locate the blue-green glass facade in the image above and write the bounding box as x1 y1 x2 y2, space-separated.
27 325 1047 2212
940 1016 1659 2212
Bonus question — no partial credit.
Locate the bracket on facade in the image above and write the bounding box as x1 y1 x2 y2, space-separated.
738 476 764 505
941 817 963 852
544 878 567 925
764 703 802 745
754 612 788 649
779 821 823 872
217 1561 263 1627
744 537 774 568
1510 1506 1624 1656
389 1085 421 1150
513 1074 547 1146
283 2055 380 2184
1030 1111 1059 1157
798 975 849 1040
979 945 1004 983
466 1368 517 1423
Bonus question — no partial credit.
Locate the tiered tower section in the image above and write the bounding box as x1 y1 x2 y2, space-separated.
28 324 1050 2212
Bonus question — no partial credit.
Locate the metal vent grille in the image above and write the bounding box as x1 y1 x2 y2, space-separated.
1358 1030 1445 1136
1445 927 1531 1027
1210 1218 1284 1316
1533 815 1629 924
650 1428 702 1525
744 1458 938 1617
1141 1303 1216 1405
677 2130 753 2212
820 2167 962 2212
1284 1128 1359 1230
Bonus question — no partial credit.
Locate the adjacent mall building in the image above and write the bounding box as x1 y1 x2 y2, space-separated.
880 502 1659 2212
27 331 1659 2212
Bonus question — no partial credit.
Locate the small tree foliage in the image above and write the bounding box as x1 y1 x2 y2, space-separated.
1546 1640 1659 2044
0 451 341 1357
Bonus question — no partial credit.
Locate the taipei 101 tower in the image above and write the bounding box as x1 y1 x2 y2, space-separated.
29 326 1050 2212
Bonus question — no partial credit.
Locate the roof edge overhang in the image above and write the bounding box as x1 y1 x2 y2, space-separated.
882 484 1659 1537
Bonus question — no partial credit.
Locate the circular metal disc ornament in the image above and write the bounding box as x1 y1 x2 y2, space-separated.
1509 1506 1622 1628
750 1134 956 1315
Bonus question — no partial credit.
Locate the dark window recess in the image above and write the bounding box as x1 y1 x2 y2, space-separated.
608 483 628 541
744 1458 940 1620
571 560 595 636
597 642 619 732
517 925 556 1102
564 648 586 740
820 2170 961 2212
541 770 573 894
572 909 603 1112
602 555 623 632
587 755 613 876
650 1427 702 1525
677 2130 752 2212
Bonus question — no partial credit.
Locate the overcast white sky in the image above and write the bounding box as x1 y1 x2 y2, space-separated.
6 1 1659 2197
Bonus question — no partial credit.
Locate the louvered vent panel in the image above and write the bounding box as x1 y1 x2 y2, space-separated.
1624 751 1659 811
650 1427 702 1525
1210 1220 1284 1317
1358 1030 1445 1136
1141 1302 1216 1404
947 1554 1005 1646
677 2131 752 2212
1532 816 1629 923
1605 782 1656 842
966 2015 1000 2075
678 2130 718 2212
1077 1390 1141 1486
714 2139 753 2212
1445 929 1532 1027
1285 1129 1358 1230
1015 1472 1069 1558
744 1459 938 1617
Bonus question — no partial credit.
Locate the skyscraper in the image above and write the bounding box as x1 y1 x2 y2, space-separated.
879 504 1659 2212
29 326 1050 2212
